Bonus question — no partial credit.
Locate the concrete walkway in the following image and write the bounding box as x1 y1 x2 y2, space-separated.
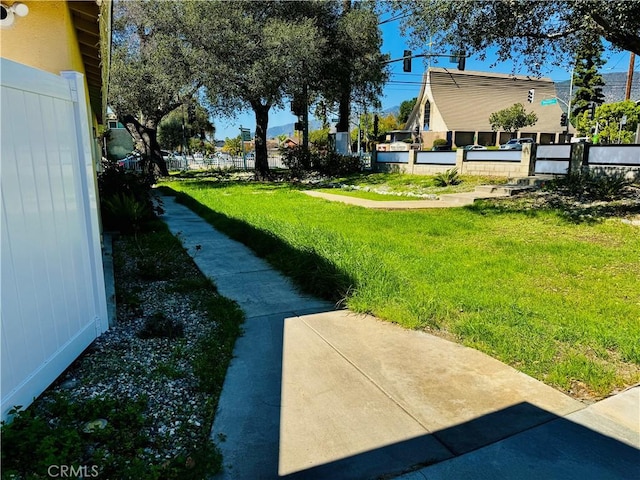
301 185 520 209
159 194 639 480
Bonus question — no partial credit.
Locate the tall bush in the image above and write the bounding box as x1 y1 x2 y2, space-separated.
98 162 162 233
280 146 362 177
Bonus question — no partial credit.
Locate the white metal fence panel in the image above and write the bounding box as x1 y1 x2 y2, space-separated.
535 145 571 174
376 151 409 163
537 145 571 159
535 160 569 174
1 59 107 421
587 146 640 165
466 150 522 162
415 151 457 165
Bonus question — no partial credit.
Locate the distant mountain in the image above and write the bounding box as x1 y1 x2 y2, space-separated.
555 72 640 110
266 119 322 139
382 105 400 116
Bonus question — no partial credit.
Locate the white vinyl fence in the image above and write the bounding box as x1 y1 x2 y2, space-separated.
1 59 108 421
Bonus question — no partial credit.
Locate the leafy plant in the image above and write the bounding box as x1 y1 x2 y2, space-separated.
98 162 162 233
103 193 153 233
434 168 461 187
548 169 632 200
489 103 538 133
281 146 362 177
138 311 185 339
1 404 83 478
588 170 632 200
311 151 362 176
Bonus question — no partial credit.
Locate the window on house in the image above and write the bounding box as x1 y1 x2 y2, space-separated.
108 121 118 129
423 101 431 131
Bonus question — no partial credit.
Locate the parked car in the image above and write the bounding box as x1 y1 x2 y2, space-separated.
431 144 452 151
499 138 535 150
570 137 591 144
463 144 487 150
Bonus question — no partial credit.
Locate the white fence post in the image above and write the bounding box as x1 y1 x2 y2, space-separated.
61 71 108 335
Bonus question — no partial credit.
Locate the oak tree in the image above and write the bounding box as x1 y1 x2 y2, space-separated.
109 1 202 175
489 103 538 134
393 1 640 73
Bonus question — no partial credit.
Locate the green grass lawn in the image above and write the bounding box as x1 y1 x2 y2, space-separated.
327 172 509 195
160 176 640 399
315 188 421 201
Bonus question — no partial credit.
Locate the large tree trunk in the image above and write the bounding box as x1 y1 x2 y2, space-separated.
336 0 352 134
123 115 169 176
336 83 351 134
253 103 271 180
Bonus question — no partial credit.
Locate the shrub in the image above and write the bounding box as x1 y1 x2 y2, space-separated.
280 146 310 177
102 193 153 234
434 168 461 187
588 170 632 201
98 162 162 232
432 138 449 147
547 169 631 201
280 146 362 177
137 312 184 339
311 151 362 176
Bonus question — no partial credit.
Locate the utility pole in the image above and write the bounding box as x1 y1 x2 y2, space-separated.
565 66 574 143
625 52 635 101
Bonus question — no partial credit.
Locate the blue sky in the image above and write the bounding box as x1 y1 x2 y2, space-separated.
213 17 634 140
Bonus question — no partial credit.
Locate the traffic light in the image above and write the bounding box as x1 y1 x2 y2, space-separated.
403 50 412 72
457 51 466 71
527 89 535 103
560 112 567 127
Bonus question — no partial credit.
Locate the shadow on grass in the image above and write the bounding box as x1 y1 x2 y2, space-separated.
157 186 356 304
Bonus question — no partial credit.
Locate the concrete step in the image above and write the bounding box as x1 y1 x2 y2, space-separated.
441 192 498 204
508 175 556 187
474 185 533 196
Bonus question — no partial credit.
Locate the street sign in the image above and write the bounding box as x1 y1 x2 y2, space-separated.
540 98 558 106
241 129 251 141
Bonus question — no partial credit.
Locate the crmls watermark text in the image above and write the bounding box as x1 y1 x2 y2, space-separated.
47 465 99 478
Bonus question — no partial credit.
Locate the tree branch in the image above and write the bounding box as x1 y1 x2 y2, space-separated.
590 12 640 56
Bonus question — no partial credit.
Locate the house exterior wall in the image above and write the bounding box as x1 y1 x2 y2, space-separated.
0 1 99 138
0 1 84 75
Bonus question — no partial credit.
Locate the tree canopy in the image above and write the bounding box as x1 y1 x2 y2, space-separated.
398 98 417 125
158 102 214 153
393 1 640 73
109 0 387 177
109 1 202 175
489 103 538 133
571 34 606 120
320 2 389 133
575 100 639 143
183 0 333 178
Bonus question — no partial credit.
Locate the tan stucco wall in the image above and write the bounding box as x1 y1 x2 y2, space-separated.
0 1 84 74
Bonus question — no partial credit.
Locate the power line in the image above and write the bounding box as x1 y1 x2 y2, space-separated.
378 12 411 25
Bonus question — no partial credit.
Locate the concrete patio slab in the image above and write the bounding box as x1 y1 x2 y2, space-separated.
157 192 639 480
396 408 639 480
279 316 453 478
